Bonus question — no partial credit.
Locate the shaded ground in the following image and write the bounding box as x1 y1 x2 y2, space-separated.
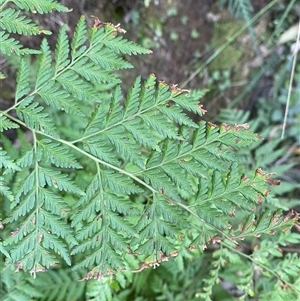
1 0 276 115
76 0 215 88
59 0 273 118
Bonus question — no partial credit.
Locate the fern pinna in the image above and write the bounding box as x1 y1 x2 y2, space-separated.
0 0 298 292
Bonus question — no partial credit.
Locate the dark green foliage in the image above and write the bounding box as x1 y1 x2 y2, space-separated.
0 1 299 300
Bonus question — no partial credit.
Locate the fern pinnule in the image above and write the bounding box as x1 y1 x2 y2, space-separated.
0 30 40 55
16 101 59 137
0 8 41 35
15 59 30 102
35 38 52 88
38 82 84 115
0 115 19 131
54 24 70 74
38 139 82 169
0 149 21 172
70 15 87 59
102 34 153 55
11 0 69 14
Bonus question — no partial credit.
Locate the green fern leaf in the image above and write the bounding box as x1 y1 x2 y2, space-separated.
9 230 59 270
72 59 120 84
38 82 83 115
143 169 181 202
71 15 87 59
101 168 144 195
56 70 98 102
0 8 40 35
139 74 156 110
0 148 21 172
102 35 152 55
87 47 133 70
171 87 206 116
83 136 120 166
105 86 124 126
35 38 52 88
15 59 30 101
71 166 139 274
39 187 68 216
158 105 198 128
54 25 70 74
38 139 82 169
35 269 86 301
0 176 14 201
132 196 184 256
40 229 71 265
16 149 34 168
141 112 179 140
0 266 44 300
0 31 40 55
11 0 69 14
105 128 145 168
38 167 84 195
123 76 141 117
123 118 160 151
16 101 59 137
179 157 209 178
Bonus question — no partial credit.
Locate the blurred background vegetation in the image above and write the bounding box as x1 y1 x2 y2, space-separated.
1 0 299 300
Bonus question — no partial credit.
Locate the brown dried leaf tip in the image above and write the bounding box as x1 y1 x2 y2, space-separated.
220 123 231 132
132 251 179 273
198 104 207 115
266 178 281 186
83 268 119 280
256 168 281 186
90 15 102 29
283 210 300 232
170 84 190 94
208 121 217 128
104 22 127 34
113 23 127 34
233 123 249 130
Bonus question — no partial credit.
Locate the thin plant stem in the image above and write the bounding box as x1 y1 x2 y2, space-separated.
281 18 300 139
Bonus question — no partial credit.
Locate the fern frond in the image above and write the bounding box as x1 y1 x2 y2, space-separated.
54 25 70 74
0 266 44 300
11 0 69 14
1 12 297 292
71 59 120 84
71 15 87 59
238 209 298 238
35 38 52 88
0 176 14 201
38 139 82 169
0 8 40 35
132 194 186 257
34 268 86 301
0 31 40 55
71 165 140 274
101 168 144 195
86 47 133 70
38 166 84 195
102 35 152 55
16 101 59 137
0 148 21 172
15 59 30 102
56 70 98 102
198 248 223 301
38 82 83 115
